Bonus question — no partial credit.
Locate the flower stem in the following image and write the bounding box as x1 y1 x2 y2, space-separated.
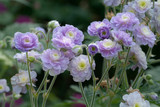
10 94 14 107
153 0 155 8
42 76 57 107
34 70 49 107
2 93 6 107
79 82 90 107
90 56 96 107
26 52 34 107
115 48 130 92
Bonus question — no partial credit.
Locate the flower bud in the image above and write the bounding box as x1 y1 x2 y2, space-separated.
149 92 158 100
72 45 83 55
88 43 98 55
48 20 60 29
13 93 21 99
148 79 154 85
146 74 152 80
28 56 35 62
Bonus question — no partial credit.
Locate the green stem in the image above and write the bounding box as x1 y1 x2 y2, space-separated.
26 52 34 106
10 94 14 107
2 93 6 107
46 28 52 49
107 97 113 107
150 59 160 64
113 7 116 15
34 71 49 107
36 31 47 41
90 56 96 107
79 82 90 107
113 63 119 90
42 76 57 107
153 0 155 8
115 48 130 92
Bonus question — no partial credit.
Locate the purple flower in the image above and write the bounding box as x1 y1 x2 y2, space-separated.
68 55 95 82
123 2 145 21
133 24 156 47
87 19 111 37
110 12 139 31
96 39 122 59
11 70 37 94
98 26 110 39
35 42 44 52
41 49 69 76
133 0 152 13
149 8 160 34
35 27 46 39
111 30 135 47
0 79 10 93
104 0 121 7
52 25 84 50
130 44 147 70
14 32 39 52
88 43 98 55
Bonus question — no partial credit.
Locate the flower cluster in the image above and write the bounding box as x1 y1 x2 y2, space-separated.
0 79 10 93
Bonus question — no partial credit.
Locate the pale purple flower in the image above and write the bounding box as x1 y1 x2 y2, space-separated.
14 50 41 63
130 44 147 70
96 39 122 59
68 55 95 82
14 32 39 52
120 91 150 107
111 30 135 47
52 25 84 50
110 12 139 31
149 8 160 34
133 0 152 13
0 79 10 93
88 43 98 55
87 19 111 37
104 0 121 7
123 2 145 21
41 49 69 76
98 26 110 39
133 24 156 48
11 70 37 94
35 27 46 39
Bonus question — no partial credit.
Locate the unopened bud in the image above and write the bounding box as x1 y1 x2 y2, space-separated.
13 94 21 99
148 79 154 85
28 56 35 62
146 74 152 80
48 20 60 29
150 92 158 100
72 45 83 55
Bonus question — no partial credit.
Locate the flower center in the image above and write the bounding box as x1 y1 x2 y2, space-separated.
102 31 106 35
129 9 135 13
78 60 87 71
92 47 96 51
121 14 130 22
52 53 60 60
0 85 4 90
139 1 147 9
141 27 151 37
96 22 105 29
134 103 141 107
103 40 115 48
67 31 75 38
20 76 28 83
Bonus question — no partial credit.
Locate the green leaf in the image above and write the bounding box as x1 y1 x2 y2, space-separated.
70 85 81 93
